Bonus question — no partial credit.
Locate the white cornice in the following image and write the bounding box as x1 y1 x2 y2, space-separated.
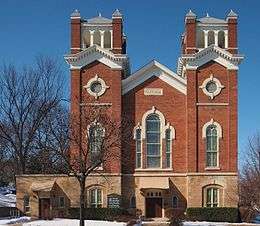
181 45 244 70
64 44 128 70
122 60 187 95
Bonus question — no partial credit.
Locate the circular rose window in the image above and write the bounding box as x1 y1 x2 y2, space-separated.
90 81 102 94
199 75 224 99
84 75 109 99
206 81 217 93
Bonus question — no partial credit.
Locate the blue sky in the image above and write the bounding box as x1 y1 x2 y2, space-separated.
0 0 259 168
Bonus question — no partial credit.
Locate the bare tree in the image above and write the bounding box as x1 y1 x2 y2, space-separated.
0 56 64 177
43 104 130 226
239 132 260 221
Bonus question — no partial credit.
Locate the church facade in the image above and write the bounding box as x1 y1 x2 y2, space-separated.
16 9 243 219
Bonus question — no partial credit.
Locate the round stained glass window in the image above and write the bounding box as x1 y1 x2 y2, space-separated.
206 81 217 93
90 82 102 94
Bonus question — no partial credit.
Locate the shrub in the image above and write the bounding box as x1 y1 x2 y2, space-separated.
186 207 240 223
68 208 129 221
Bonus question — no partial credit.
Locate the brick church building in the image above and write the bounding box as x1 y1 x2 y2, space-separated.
16 9 244 219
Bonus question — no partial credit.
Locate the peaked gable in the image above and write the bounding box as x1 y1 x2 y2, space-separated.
180 45 244 71
64 44 128 70
122 60 187 95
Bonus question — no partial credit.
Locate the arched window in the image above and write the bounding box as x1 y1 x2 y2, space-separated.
172 196 178 208
206 125 218 167
104 30 112 49
208 31 215 46
130 195 136 208
165 129 172 168
206 187 219 207
146 114 161 168
135 128 142 168
196 29 205 48
23 195 30 213
218 30 225 48
93 31 101 46
84 31 91 48
89 124 104 164
89 188 102 208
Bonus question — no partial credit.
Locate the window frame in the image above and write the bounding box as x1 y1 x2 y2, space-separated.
202 119 222 169
165 128 172 168
23 195 30 213
172 196 178 208
205 187 219 207
135 128 142 168
89 188 103 208
206 124 219 168
146 113 161 168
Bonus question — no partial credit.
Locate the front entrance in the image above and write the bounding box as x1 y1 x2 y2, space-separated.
39 198 51 219
145 198 162 218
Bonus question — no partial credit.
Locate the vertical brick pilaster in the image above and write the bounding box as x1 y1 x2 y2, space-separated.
228 70 238 172
112 18 123 54
186 69 198 172
71 17 81 54
185 18 197 54
227 18 238 54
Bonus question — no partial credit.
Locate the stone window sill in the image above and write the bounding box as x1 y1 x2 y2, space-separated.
135 168 173 172
205 167 221 171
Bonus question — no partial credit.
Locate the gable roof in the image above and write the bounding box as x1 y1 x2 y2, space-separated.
181 44 244 70
122 60 187 95
64 44 128 70
87 14 112 24
197 16 227 24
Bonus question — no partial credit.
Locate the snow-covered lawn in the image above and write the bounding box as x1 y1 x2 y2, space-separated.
0 218 126 226
0 216 30 225
183 221 260 226
0 187 16 207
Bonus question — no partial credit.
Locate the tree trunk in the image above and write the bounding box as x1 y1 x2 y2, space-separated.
79 177 86 226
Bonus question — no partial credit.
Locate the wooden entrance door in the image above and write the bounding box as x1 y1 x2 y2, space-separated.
145 198 162 218
39 198 51 219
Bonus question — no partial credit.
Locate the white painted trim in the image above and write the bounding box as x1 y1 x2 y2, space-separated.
64 44 128 70
196 103 229 106
202 118 223 138
80 103 112 106
199 74 225 99
182 45 244 70
83 74 109 99
122 60 187 95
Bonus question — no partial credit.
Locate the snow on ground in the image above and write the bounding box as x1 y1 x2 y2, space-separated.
0 187 16 207
183 221 260 226
0 216 30 225
22 219 126 226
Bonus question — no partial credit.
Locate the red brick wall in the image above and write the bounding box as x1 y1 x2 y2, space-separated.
185 18 196 54
70 61 123 174
195 62 237 172
122 76 187 173
71 18 81 54
227 18 238 54
112 18 123 54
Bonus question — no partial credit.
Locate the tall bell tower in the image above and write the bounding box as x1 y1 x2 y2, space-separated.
64 9 129 173
178 10 244 173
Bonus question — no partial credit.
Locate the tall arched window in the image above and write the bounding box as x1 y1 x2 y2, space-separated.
165 129 172 168
146 114 161 168
218 31 225 48
208 31 215 46
89 124 104 164
135 129 142 168
206 125 218 167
